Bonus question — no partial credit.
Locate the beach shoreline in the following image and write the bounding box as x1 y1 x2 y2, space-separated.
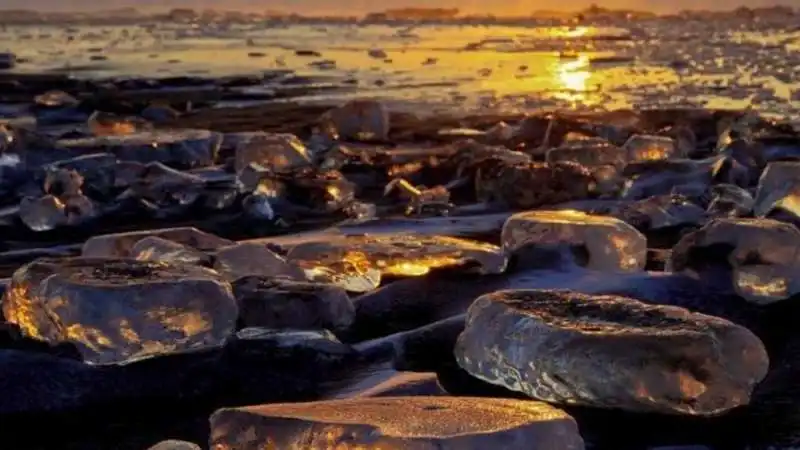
1 19 800 448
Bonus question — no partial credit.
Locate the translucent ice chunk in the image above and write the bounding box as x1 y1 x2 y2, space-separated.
321 177 356 212
662 124 698 157
455 289 768 415
439 124 514 144
0 153 20 172
44 168 84 197
232 328 348 355
232 276 354 331
734 264 794 305
753 162 800 218
759 136 800 162
715 140 762 186
63 194 97 226
671 182 712 204
123 162 206 206
111 161 146 189
18 195 67 231
0 124 15 153
237 163 285 193
147 440 201 450
670 218 800 304
2 258 238 365
476 161 594 209
261 166 355 213
716 110 760 149
343 201 377 219
448 140 532 175
34 90 79 108
501 210 647 272
623 134 682 162
213 242 306 281
622 159 710 200
591 165 625 197
707 184 754 217
82 227 234 258
318 143 366 170
304 264 381 293
131 236 212 266
320 100 390 141
201 184 240 210
88 111 152 137
545 138 626 168
49 152 118 176
58 129 221 168
670 218 800 272
233 132 311 174
242 191 277 220
543 139 626 198
287 234 507 292
384 178 452 216
305 131 337 160
614 195 706 230
0 119 39 155
485 121 515 142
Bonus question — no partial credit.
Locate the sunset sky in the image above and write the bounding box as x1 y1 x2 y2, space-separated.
3 0 798 14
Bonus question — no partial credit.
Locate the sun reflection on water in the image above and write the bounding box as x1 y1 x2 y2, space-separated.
555 55 592 103
562 26 591 38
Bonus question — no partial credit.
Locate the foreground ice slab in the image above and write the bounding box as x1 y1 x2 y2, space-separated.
210 396 584 450
232 276 354 331
502 210 647 272
1 258 238 365
287 234 507 292
82 227 234 258
455 289 768 416
669 218 800 304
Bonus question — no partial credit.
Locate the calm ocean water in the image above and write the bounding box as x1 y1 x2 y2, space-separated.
1 21 799 121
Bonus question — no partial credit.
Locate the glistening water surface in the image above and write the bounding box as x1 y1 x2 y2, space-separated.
1 20 799 120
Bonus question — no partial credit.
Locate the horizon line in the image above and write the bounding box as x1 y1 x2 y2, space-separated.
0 4 796 16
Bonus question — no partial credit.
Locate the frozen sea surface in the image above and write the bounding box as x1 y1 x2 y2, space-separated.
0 19 799 121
